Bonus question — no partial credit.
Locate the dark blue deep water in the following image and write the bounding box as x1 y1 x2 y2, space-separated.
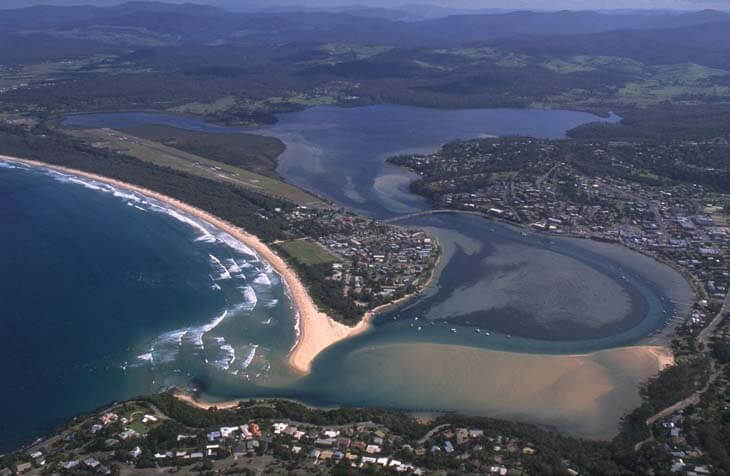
0 163 296 451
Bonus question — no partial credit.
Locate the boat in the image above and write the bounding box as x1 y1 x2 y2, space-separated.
450 328 457 333
417 326 422 332
485 332 491 336
475 328 481 334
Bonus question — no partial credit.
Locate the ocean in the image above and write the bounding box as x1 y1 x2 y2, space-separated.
0 162 296 451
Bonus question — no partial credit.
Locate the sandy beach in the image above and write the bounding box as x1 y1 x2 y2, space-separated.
0 155 370 375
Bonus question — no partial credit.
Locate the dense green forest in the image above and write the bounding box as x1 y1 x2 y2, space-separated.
121 124 286 177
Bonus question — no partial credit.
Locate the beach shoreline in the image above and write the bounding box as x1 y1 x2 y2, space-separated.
0 154 376 375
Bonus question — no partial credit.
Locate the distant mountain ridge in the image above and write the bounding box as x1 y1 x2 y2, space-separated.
1 1 729 47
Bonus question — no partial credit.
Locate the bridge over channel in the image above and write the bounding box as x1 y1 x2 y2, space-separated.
382 209 493 224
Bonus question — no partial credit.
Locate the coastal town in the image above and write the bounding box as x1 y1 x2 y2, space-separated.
278 206 439 324
0 395 625 476
388 137 730 323
386 137 730 474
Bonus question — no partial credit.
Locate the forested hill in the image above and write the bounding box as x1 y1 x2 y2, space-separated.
0 2 729 56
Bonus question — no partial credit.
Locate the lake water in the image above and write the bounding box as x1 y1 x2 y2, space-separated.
66 105 621 219
0 105 689 449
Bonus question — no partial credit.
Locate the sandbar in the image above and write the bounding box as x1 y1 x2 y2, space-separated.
337 342 674 439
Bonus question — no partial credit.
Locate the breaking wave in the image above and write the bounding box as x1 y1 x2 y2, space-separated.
30 165 288 384
208 254 232 280
253 273 271 286
237 286 258 311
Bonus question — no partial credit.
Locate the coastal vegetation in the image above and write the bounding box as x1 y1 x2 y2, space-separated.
120 124 286 177
272 255 363 324
0 122 294 242
66 126 321 205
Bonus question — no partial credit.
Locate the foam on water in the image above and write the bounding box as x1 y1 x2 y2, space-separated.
225 258 242 274
113 190 143 203
237 286 258 311
290 311 301 352
212 340 237 371
241 345 258 370
137 352 153 362
51 173 112 192
208 254 232 280
145 329 189 365
0 161 27 170
253 273 271 286
188 309 229 348
217 232 256 257
161 207 217 243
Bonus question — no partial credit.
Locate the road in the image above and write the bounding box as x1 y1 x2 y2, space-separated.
417 424 450 445
383 208 492 224
634 293 728 451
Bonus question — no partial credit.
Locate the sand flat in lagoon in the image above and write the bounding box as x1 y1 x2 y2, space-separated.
334 343 673 439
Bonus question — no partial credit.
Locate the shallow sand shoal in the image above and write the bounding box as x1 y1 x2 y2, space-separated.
0 155 366 375
172 391 242 410
172 343 673 440
335 343 673 440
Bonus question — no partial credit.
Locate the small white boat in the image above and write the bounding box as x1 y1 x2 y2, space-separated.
485 332 491 336
417 326 422 332
450 328 457 333
475 328 481 334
